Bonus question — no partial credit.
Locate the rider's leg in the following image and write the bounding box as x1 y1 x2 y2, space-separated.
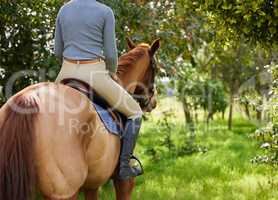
84 63 143 180
117 117 143 180
55 60 142 116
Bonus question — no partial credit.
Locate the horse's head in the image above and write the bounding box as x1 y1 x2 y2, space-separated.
118 38 160 112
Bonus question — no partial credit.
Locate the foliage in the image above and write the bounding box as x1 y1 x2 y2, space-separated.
177 140 208 156
99 0 152 53
195 0 278 45
252 64 278 165
157 111 175 152
199 80 227 116
177 66 203 112
0 0 62 103
144 111 175 161
176 65 227 123
238 90 260 120
101 0 212 74
143 108 207 161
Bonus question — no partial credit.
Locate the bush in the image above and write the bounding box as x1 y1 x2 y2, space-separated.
143 110 207 161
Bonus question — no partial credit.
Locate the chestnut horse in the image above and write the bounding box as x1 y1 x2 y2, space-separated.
0 39 160 200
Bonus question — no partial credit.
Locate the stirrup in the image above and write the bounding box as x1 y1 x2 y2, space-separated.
117 155 144 180
130 155 144 176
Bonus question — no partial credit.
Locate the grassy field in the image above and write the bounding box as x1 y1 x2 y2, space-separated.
92 98 278 200
87 119 277 200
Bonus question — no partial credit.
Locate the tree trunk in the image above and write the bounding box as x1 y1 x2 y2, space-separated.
204 110 207 123
207 112 213 125
256 110 262 122
244 102 250 120
195 112 198 123
256 99 262 122
182 99 192 124
194 106 198 123
181 98 195 139
228 93 234 130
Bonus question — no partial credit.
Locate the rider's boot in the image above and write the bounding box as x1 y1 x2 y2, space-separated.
118 117 143 180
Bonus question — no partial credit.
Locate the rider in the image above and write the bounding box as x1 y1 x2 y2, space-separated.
54 0 143 180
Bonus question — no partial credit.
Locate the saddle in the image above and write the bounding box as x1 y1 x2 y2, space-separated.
61 78 126 137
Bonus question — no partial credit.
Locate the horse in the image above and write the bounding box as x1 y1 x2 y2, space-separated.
0 38 160 200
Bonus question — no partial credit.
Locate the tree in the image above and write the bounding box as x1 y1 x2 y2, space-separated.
177 64 228 126
214 43 258 129
195 0 278 46
200 80 227 123
0 0 62 104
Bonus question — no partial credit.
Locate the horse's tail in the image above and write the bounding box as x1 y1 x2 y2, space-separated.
0 93 39 200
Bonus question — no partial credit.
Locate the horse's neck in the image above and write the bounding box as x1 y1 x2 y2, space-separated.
117 73 138 94
117 60 147 94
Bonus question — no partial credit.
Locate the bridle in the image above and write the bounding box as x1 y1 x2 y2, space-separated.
132 52 158 109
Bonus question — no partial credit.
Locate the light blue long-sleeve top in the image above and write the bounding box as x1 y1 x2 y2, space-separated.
54 0 118 73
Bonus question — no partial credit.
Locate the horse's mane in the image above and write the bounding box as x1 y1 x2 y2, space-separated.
117 46 148 75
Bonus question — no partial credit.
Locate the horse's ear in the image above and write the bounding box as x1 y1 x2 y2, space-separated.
150 39 160 56
126 37 136 50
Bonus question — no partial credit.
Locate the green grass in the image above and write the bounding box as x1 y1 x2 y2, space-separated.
91 117 278 200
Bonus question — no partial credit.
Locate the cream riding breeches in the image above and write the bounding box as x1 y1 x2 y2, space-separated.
55 60 143 118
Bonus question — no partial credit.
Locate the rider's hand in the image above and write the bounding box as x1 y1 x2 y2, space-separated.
110 73 119 82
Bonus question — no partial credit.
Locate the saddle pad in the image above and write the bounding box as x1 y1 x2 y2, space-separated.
93 103 122 136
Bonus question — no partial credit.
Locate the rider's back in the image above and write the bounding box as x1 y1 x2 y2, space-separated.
55 0 117 71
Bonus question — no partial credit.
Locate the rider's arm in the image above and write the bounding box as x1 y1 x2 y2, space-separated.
54 15 64 64
103 8 118 74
